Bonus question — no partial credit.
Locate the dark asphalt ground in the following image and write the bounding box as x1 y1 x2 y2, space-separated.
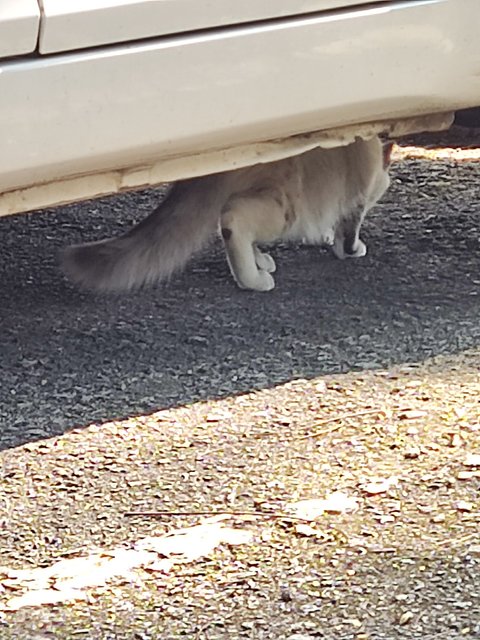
1 138 479 451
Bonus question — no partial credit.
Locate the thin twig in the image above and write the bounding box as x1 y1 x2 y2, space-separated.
293 409 386 441
436 531 478 548
124 509 312 522
195 621 212 640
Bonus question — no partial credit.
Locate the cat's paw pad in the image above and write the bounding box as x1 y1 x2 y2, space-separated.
255 252 276 273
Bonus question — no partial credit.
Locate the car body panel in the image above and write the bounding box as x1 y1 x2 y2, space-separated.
0 0 479 216
38 0 390 54
0 0 40 58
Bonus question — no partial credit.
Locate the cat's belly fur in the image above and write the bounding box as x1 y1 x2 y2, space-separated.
281 206 336 246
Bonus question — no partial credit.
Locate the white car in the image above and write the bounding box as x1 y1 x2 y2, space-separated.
1 0 479 217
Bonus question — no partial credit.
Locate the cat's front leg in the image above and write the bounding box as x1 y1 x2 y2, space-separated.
332 204 367 260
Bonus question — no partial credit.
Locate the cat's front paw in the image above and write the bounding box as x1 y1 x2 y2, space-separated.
255 251 276 273
347 239 367 258
332 238 367 260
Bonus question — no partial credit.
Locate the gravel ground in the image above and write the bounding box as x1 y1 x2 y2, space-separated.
0 130 479 639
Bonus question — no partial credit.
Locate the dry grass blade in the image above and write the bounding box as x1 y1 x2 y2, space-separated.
124 509 314 522
293 409 386 441
436 532 479 548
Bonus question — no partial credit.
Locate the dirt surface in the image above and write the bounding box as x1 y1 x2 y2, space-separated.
0 131 479 639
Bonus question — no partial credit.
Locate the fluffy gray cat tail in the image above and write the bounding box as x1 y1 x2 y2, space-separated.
61 175 225 292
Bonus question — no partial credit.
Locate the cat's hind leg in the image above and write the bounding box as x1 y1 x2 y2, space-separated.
222 229 275 292
332 204 367 260
221 192 285 291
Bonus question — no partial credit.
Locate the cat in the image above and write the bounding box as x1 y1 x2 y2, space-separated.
62 136 393 292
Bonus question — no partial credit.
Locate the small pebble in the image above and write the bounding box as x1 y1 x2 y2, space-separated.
404 446 421 459
398 611 414 625
464 453 480 467
431 514 446 523
455 500 474 512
